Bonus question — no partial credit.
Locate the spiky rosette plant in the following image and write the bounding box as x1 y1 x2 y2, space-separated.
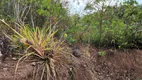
1 19 64 80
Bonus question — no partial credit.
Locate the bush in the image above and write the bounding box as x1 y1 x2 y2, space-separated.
1 19 64 80
67 17 142 49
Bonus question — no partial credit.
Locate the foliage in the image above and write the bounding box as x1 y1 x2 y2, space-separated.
1 19 64 80
66 0 142 49
98 51 106 56
1 0 142 49
0 0 70 28
65 34 77 44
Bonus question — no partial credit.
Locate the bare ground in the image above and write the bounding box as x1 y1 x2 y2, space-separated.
0 46 142 80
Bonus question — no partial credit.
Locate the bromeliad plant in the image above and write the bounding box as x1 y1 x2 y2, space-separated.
1 19 64 80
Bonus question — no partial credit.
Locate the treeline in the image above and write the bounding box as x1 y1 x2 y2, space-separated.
66 0 142 48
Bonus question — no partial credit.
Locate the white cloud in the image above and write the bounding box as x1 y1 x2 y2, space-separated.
65 0 123 16
66 0 90 15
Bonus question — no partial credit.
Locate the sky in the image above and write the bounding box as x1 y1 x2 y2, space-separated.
66 0 142 15
137 0 142 4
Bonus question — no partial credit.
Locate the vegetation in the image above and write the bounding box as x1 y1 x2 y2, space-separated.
66 0 142 49
1 19 64 80
1 0 142 49
0 0 142 79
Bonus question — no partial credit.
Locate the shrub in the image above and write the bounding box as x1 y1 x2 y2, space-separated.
1 19 64 80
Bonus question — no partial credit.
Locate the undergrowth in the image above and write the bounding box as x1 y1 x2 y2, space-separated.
1 19 64 80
